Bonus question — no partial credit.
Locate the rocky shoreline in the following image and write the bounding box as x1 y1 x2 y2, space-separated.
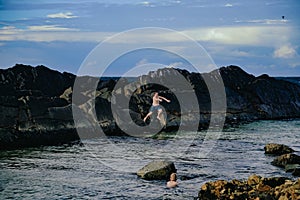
136 143 299 199
1 64 300 149
198 175 299 200
197 143 300 199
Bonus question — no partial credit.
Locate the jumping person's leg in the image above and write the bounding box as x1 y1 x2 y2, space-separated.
157 108 162 120
157 108 166 127
143 111 153 122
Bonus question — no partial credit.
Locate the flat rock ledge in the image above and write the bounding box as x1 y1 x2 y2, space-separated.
137 160 176 180
198 174 300 200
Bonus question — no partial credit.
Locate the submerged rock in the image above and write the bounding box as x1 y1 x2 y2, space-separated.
137 160 176 180
264 143 294 155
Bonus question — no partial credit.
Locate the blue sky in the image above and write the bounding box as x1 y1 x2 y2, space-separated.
0 0 299 76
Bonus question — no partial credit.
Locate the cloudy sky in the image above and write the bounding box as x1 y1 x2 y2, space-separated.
0 0 299 76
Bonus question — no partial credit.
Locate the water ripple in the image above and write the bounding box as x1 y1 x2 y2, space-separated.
0 119 299 199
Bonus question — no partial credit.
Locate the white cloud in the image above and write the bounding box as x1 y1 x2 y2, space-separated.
144 17 175 22
167 62 185 68
235 19 288 25
224 3 233 7
273 44 297 59
47 12 78 19
229 50 251 57
0 26 19 34
290 62 300 68
0 26 111 42
136 1 156 7
2 26 15 30
135 58 148 66
0 24 293 49
102 26 291 47
141 1 150 5
206 45 255 64
183 25 291 46
27 25 77 31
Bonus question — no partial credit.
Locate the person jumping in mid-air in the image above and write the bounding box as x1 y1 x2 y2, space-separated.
143 92 170 123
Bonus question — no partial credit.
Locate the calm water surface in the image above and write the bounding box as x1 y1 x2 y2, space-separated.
0 120 299 199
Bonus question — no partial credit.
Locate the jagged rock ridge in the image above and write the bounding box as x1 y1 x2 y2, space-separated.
0 64 300 149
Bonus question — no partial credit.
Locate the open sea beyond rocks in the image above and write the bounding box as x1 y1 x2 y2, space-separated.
0 119 299 199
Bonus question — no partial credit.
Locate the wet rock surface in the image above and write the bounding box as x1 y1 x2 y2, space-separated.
271 153 300 177
198 144 299 199
272 154 300 168
137 160 176 180
198 175 300 200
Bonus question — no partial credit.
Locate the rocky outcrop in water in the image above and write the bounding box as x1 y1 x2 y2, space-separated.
198 175 300 200
137 160 176 180
263 143 300 177
264 143 295 155
1 64 300 149
271 154 300 177
272 154 300 168
197 144 300 199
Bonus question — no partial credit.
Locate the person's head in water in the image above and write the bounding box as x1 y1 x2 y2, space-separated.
170 173 177 181
167 173 178 188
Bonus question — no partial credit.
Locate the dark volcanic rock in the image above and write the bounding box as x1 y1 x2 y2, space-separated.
0 64 75 97
0 64 78 149
1 64 300 149
220 66 300 121
136 65 300 129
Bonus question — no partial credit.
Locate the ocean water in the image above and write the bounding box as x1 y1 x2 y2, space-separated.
0 120 299 199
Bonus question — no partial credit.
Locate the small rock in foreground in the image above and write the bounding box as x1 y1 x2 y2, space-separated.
137 160 176 180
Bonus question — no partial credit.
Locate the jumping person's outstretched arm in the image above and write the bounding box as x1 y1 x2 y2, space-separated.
158 96 170 103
